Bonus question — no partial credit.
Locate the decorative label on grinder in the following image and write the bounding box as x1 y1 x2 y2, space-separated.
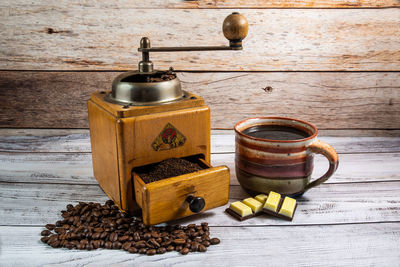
152 123 186 151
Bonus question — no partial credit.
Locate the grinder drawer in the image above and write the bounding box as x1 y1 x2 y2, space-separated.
133 158 230 225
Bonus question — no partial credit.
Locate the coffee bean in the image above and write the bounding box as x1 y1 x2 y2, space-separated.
59 233 66 241
175 245 182 252
109 232 118 242
94 227 103 233
139 248 147 254
201 235 210 241
105 241 112 249
66 243 75 250
116 218 124 225
157 247 167 254
112 241 122 249
133 232 140 241
119 235 129 242
93 240 101 249
173 238 186 245
180 247 189 255
146 249 156 256
122 242 131 251
45 224 56 230
92 211 101 217
148 238 160 248
50 240 61 248
91 232 100 240
61 211 69 218
54 228 66 234
143 232 151 240
41 230 51 236
191 241 200 251
151 231 160 238
199 244 207 252
203 240 211 247
48 234 58 243
66 204 74 211
41 236 50 243
100 232 108 240
166 245 175 252
128 247 138 253
210 238 220 245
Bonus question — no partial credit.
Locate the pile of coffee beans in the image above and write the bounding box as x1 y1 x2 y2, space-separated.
40 200 220 256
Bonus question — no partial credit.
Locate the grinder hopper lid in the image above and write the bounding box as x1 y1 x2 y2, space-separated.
105 68 184 106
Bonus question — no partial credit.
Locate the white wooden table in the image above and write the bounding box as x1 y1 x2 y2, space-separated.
1 129 400 266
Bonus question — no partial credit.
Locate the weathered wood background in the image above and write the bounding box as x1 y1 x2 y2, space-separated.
1 1 399 130
1 2 400 266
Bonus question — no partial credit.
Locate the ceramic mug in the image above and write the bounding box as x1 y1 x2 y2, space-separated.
234 117 339 196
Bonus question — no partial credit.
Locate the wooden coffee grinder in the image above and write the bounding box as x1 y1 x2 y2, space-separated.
88 12 249 225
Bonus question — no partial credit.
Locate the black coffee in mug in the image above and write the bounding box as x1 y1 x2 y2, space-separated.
242 125 310 141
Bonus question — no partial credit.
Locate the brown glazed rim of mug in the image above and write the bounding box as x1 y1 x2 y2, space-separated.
234 116 318 143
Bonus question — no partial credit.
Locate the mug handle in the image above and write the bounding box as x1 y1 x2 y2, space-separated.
304 139 339 191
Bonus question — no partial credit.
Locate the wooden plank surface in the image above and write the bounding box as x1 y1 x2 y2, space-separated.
1 71 399 129
1 224 399 266
1 181 399 226
4 0 400 9
1 152 399 185
172 0 400 8
0 129 399 153
0 129 399 265
1 9 400 71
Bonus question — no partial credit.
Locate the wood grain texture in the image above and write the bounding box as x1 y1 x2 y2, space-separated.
4 0 399 10
1 9 400 71
0 128 399 153
174 0 400 8
0 129 399 153
1 71 399 129
1 224 399 266
1 181 399 226
1 152 399 185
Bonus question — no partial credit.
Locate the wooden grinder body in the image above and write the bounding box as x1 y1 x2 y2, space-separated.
88 91 230 225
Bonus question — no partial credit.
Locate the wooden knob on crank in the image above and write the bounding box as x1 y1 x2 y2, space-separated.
186 195 205 213
222 12 249 49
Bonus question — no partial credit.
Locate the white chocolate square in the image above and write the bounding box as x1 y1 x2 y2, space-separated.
278 197 296 218
264 191 281 212
254 194 268 204
229 201 253 217
243 198 263 213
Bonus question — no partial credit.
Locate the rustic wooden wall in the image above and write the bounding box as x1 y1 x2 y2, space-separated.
1 1 399 130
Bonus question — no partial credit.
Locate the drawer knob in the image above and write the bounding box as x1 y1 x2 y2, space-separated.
186 195 205 213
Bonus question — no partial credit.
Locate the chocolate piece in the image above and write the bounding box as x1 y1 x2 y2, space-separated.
225 200 264 221
262 192 297 221
254 194 268 204
242 198 263 213
229 201 252 217
225 207 255 221
264 191 281 212
279 197 297 218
